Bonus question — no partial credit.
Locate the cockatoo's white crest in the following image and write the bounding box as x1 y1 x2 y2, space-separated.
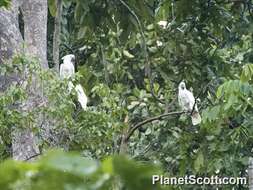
178 81 201 125
60 54 75 79
62 54 75 64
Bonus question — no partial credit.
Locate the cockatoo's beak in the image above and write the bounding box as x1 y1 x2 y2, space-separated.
71 56 75 64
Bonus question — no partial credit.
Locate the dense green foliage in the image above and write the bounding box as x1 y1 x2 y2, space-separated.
1 0 253 189
0 150 163 190
0 0 10 8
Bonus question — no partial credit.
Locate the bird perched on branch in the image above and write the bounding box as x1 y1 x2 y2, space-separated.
60 54 88 110
178 81 201 125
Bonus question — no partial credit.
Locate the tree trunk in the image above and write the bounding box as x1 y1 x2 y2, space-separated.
13 0 49 161
0 0 49 161
53 0 62 71
0 0 40 161
119 136 128 154
21 0 48 69
0 0 23 90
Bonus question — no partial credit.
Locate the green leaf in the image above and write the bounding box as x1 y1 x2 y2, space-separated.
224 95 238 111
241 64 253 82
194 151 204 172
0 0 10 8
48 0 57 17
0 160 38 188
112 155 161 190
41 150 98 176
216 85 224 99
102 157 114 174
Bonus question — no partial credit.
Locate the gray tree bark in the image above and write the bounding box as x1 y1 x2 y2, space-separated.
14 0 48 161
0 0 48 161
21 0 48 69
0 0 23 90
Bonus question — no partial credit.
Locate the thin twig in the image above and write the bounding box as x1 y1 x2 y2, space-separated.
25 153 41 161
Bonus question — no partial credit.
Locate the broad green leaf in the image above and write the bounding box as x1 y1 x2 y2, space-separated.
241 64 253 82
194 151 204 172
41 150 98 176
0 0 10 8
48 0 57 17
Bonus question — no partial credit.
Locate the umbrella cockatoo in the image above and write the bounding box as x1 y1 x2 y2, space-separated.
60 54 88 110
178 81 201 125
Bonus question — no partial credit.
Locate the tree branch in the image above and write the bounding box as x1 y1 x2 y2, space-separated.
24 153 41 161
124 111 185 142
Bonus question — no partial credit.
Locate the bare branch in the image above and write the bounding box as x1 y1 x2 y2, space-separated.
124 111 185 142
24 153 41 161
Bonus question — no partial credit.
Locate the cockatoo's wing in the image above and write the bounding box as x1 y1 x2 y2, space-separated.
59 63 64 79
178 89 194 111
75 84 88 110
185 89 195 110
178 92 187 111
67 81 74 93
191 112 201 125
178 82 201 125
60 62 75 79
185 90 201 125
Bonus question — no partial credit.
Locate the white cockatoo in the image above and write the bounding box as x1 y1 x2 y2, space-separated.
178 81 201 125
60 54 75 79
157 20 168 29
60 54 88 110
